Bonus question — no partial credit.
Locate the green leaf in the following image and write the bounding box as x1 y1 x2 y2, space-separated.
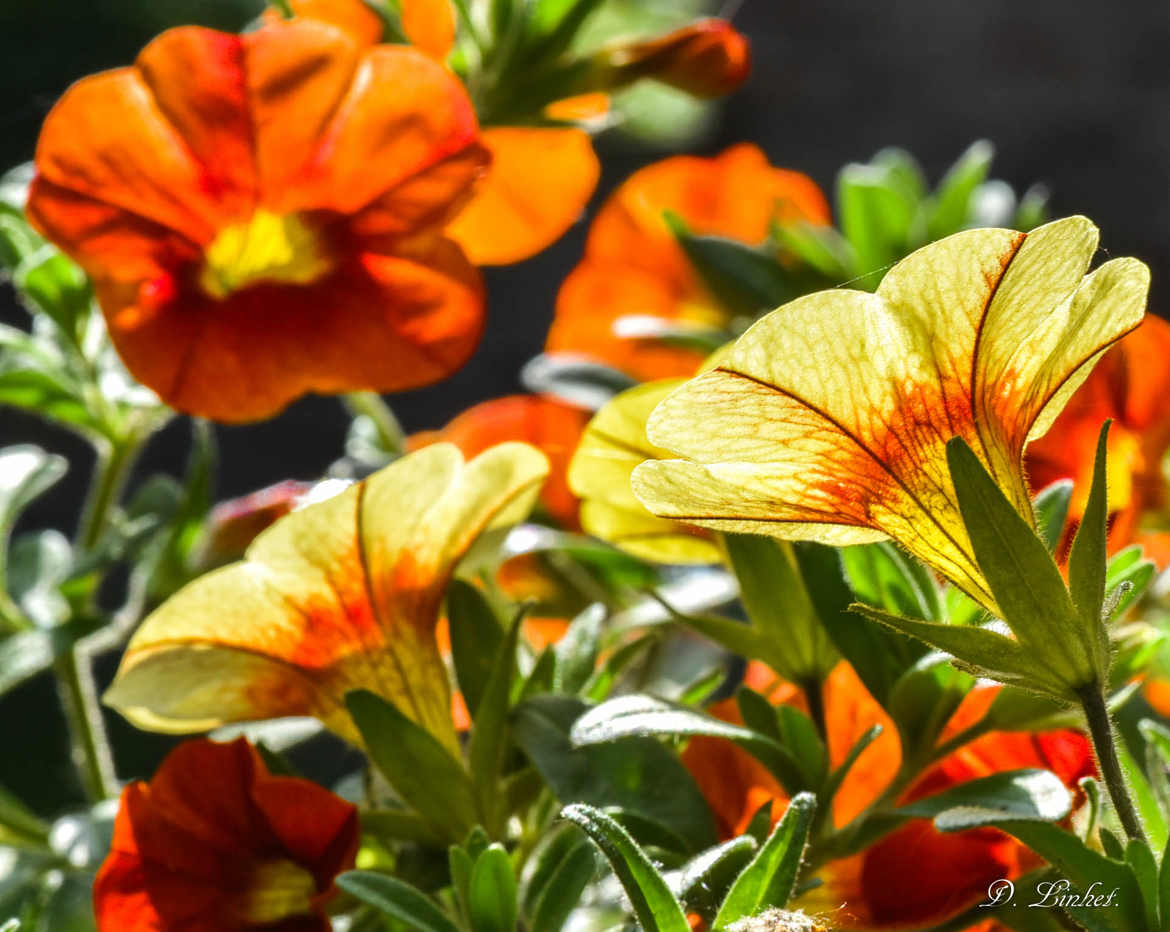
771 221 851 279
1105 545 1155 620
946 437 1095 688
337 872 460 932
15 251 91 342
447 580 504 717
775 705 827 788
997 821 1148 932
821 725 883 812
0 446 66 542
1032 479 1074 552
560 803 691 932
723 535 836 681
670 837 757 918
0 630 54 696
1117 728 1169 853
806 542 919 707
712 793 816 929
667 217 795 315
360 808 445 847
841 540 940 620
837 163 916 288
901 769 1072 831
852 603 1068 698
529 838 596 932
0 781 48 849
467 611 523 833
927 140 994 239
7 530 71 628
345 690 476 841
449 844 474 921
513 695 717 852
570 694 805 794
468 844 518 932
1068 422 1111 635
554 604 604 694
1160 831 1170 932
1125 838 1159 932
887 654 969 761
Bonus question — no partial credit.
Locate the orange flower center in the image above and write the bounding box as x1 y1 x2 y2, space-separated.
199 210 334 300
236 857 318 924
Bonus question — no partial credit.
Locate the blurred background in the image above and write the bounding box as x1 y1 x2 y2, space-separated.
2 0 1170 808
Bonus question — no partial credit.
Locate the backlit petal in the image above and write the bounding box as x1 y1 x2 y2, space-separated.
634 218 1148 609
447 127 600 265
569 380 720 563
402 0 457 59
104 444 549 746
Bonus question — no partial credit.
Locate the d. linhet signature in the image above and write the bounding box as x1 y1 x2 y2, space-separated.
980 878 1121 909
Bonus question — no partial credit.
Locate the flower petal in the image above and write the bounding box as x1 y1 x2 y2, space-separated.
402 0 457 60
447 127 600 266
569 380 720 563
105 444 548 745
273 0 386 47
102 236 483 423
634 219 1148 608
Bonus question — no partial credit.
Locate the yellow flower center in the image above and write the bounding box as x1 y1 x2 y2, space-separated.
199 210 334 300
237 857 318 924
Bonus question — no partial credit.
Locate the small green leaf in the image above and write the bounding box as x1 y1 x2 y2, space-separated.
1117 727 1169 853
554 604 604 694
1125 838 1159 932
468 844 518 932
901 769 1072 831
671 837 757 918
667 217 795 315
821 725 882 811
529 839 596 932
514 695 717 852
1067 422 1111 633
841 539 941 621
345 690 476 841
713 793 816 928
337 871 460 932
560 803 691 932
927 140 994 239
837 162 916 288
468 610 523 832
571 694 805 794
723 534 836 681
521 353 636 411
0 780 49 849
447 580 504 717
946 437 1095 688
775 705 827 788
449 844 474 921
1033 479 1074 552
0 446 66 541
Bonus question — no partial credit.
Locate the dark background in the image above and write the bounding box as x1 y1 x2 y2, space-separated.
2 0 1170 805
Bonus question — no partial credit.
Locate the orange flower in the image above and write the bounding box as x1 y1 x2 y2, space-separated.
28 22 489 422
1026 314 1170 564
590 19 751 99
682 663 1094 929
409 394 591 528
546 145 830 380
268 0 457 59
103 443 549 749
94 737 359 931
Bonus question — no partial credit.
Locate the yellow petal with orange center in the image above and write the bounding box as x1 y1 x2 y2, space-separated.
632 217 1148 610
104 443 549 749
569 380 720 564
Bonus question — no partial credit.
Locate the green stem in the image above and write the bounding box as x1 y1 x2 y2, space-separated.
54 647 117 802
343 392 406 458
1077 681 1145 843
271 0 294 18
76 434 142 554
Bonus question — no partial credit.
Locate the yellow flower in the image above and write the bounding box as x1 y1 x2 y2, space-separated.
632 217 1148 611
104 443 548 751
568 379 721 564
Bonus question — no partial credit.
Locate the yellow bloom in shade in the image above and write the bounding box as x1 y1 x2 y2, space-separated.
104 443 549 751
632 217 1149 611
569 379 721 564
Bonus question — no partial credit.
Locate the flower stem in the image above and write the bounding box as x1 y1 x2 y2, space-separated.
54 647 117 802
77 434 141 554
343 392 406 458
1077 681 1145 843
800 676 827 741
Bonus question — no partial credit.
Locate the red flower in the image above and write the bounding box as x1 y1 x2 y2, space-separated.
28 22 489 422
94 738 359 931
682 663 1094 929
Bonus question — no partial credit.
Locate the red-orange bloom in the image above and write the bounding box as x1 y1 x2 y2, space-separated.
28 22 488 422
682 663 1094 929
410 395 590 527
547 144 831 380
94 738 359 931
592 19 751 98
1026 314 1170 565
